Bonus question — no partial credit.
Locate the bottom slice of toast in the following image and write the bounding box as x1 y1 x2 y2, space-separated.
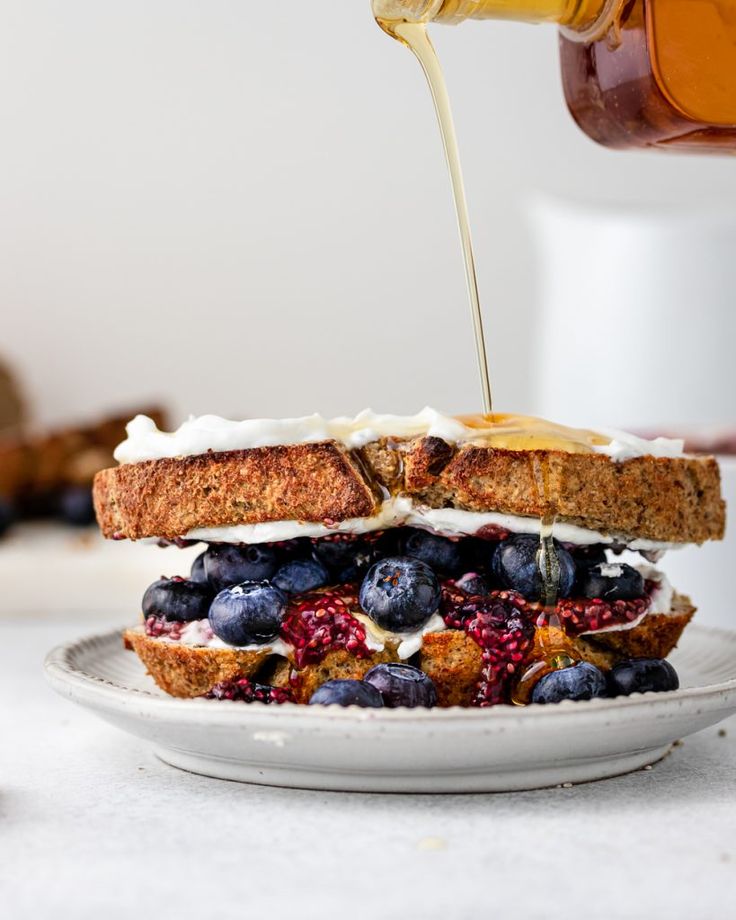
123 595 694 706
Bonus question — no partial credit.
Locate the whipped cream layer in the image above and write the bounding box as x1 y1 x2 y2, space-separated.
114 409 685 465
184 498 680 553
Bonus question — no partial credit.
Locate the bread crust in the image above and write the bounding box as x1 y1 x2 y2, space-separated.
124 629 270 698
285 648 400 704
95 442 381 540
95 437 725 545
399 440 725 545
124 598 694 704
579 596 695 661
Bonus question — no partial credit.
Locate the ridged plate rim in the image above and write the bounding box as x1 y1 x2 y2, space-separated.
45 624 736 725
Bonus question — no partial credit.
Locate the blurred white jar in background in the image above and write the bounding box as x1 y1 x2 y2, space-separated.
654 457 734 631
527 197 734 628
527 197 736 431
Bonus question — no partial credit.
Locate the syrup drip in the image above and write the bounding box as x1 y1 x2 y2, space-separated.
532 456 563 614
510 456 580 704
376 17 493 415
537 516 560 611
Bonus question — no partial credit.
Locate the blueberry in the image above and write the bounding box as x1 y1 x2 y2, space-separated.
455 572 491 596
577 562 645 601
204 543 278 591
0 497 15 538
57 486 96 526
359 556 440 632
374 529 403 558
190 551 208 584
364 663 437 708
332 544 380 584
570 544 608 567
275 538 312 562
492 535 575 601
403 529 463 576
208 581 287 646
272 558 329 595
531 661 608 704
312 535 364 570
142 577 213 622
308 679 384 708
460 537 499 575
607 658 679 696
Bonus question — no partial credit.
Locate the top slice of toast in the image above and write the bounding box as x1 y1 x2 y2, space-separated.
93 433 726 545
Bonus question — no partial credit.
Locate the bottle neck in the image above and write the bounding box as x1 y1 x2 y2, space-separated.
373 0 621 39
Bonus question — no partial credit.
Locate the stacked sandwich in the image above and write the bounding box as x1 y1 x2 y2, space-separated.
93 409 725 708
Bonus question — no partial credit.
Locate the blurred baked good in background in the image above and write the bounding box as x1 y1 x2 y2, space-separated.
0 358 25 436
0 354 173 614
0 355 166 538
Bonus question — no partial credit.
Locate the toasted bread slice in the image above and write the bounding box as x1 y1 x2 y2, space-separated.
95 437 725 545
124 629 271 698
95 442 381 541
123 596 694 704
394 438 724 545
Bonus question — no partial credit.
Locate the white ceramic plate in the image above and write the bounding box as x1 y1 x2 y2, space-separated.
45 625 736 793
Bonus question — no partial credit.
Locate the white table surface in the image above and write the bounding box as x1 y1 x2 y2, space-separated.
2 530 736 919
3 609 735 920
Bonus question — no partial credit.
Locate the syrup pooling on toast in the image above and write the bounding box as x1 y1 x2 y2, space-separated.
114 409 685 464
375 15 493 415
456 413 611 453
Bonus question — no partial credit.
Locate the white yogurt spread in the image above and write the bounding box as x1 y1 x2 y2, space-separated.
165 623 290 655
597 563 625 578
351 611 447 660
114 409 685 465
114 409 469 464
185 497 412 544
183 498 681 553
595 428 686 462
171 620 292 657
156 611 446 658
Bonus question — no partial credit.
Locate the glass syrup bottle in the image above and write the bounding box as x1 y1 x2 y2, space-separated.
373 0 736 153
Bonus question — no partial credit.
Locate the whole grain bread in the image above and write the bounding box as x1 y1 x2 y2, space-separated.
395 438 725 545
124 630 269 698
95 442 380 541
123 596 694 704
94 436 725 544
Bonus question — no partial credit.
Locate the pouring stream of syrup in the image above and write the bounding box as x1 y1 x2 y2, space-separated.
376 11 582 701
377 18 493 415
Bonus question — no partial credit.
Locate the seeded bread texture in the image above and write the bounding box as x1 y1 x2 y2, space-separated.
124 629 270 698
281 648 401 704
95 442 381 541
394 438 725 545
124 597 694 704
94 437 725 544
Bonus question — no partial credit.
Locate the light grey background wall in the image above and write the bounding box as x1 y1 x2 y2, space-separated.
1 1 734 428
